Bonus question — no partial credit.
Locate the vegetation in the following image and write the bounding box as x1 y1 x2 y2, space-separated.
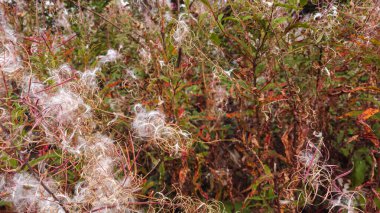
0 0 379 212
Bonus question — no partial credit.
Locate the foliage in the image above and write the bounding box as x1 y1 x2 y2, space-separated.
0 0 379 212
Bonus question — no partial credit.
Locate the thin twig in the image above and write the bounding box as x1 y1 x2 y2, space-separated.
25 163 69 213
36 76 76 94
143 159 162 179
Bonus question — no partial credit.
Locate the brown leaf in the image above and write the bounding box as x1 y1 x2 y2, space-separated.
179 167 189 187
358 108 379 121
281 127 294 163
356 108 380 147
226 112 240 118
359 122 380 148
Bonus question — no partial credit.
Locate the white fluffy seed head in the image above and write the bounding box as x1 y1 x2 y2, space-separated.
329 191 364 213
132 104 191 156
132 104 166 139
0 7 18 43
55 1 71 31
5 173 65 213
173 14 190 44
0 43 22 74
42 88 91 124
138 48 151 65
98 49 121 64
20 73 94 154
70 133 139 212
1 8 22 75
78 67 100 90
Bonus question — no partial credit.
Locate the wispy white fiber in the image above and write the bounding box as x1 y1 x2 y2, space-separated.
71 134 139 212
78 67 101 90
173 14 190 44
132 104 191 156
0 44 22 73
0 8 22 74
329 191 364 213
42 88 91 124
132 104 166 139
5 173 66 213
98 49 121 64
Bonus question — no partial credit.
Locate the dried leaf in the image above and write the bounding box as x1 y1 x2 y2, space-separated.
356 108 380 147
347 135 359 144
179 167 189 187
226 112 240 118
358 108 379 121
281 127 294 163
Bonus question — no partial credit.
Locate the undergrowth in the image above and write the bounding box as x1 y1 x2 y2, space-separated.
0 0 379 212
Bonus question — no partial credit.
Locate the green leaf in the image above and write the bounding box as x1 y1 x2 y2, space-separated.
352 148 372 186
158 161 165 184
1 152 19 169
218 13 224 30
251 195 264 201
375 188 380 208
159 75 171 83
223 201 243 212
273 17 288 26
242 15 254 21
209 33 221 45
300 0 308 7
316 33 324 43
275 3 299 10
141 181 156 194
218 13 224 23
263 164 272 176
28 153 61 167
285 22 310 33
255 62 266 75
184 0 191 8
343 110 363 118
0 200 12 207
223 16 240 23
